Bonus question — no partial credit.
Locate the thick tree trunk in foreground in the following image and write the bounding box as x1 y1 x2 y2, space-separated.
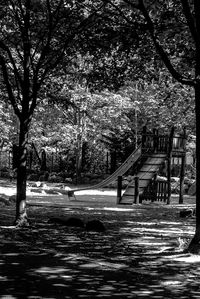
187 81 200 253
14 120 29 227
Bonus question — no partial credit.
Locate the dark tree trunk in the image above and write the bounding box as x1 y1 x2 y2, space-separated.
40 149 47 171
187 81 200 252
14 120 29 227
110 150 117 173
187 0 200 250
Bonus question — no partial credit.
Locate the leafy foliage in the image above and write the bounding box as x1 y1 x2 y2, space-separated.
0 0 197 226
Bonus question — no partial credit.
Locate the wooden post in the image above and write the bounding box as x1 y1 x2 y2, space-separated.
179 128 187 204
167 157 172 204
167 127 174 204
134 176 139 204
110 150 117 174
152 173 157 202
117 176 122 204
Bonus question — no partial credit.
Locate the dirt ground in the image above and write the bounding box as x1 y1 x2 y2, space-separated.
0 179 199 299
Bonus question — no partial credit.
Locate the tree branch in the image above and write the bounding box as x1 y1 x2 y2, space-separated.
137 0 195 87
28 77 40 118
42 1 108 78
35 0 54 67
0 40 23 87
0 55 21 118
102 0 138 25
32 0 64 84
194 0 200 47
34 1 108 89
180 0 200 47
22 0 31 99
10 0 24 33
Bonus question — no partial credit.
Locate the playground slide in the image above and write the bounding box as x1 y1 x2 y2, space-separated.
69 144 142 194
121 153 167 204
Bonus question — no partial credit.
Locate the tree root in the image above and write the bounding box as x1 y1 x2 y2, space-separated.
14 215 30 228
185 234 200 254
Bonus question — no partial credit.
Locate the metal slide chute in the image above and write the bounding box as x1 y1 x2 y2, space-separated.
69 143 142 194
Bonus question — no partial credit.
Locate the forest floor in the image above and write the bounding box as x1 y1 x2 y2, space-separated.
0 179 199 299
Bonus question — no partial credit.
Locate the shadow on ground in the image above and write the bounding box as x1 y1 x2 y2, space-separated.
0 187 199 298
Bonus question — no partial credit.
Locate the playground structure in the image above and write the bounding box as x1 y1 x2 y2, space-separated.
69 126 187 204
117 126 186 204
0 126 187 204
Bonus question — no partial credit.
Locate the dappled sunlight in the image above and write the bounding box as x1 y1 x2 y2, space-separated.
166 254 200 263
0 275 10 282
35 266 70 275
0 188 15 196
103 207 135 212
0 225 16 229
0 186 199 298
128 226 192 236
74 189 117 196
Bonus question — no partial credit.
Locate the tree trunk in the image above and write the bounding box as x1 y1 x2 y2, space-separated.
187 81 200 253
76 133 83 184
110 149 117 173
14 120 29 227
179 153 186 204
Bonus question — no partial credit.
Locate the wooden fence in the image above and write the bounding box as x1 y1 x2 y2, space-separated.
140 179 169 202
141 127 186 154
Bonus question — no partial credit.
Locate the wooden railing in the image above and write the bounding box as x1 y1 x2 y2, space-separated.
156 181 169 202
172 134 186 152
141 127 186 154
142 132 169 153
140 179 169 202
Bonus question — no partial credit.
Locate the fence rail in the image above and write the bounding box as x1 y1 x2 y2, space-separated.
141 127 186 154
140 179 169 202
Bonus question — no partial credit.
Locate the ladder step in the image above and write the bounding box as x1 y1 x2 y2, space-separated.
125 181 148 189
122 153 166 201
118 202 133 205
142 163 163 166
139 170 157 173
146 157 166 160
119 198 134 204
123 188 145 196
144 154 166 158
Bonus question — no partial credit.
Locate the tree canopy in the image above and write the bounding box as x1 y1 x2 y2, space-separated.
0 0 198 254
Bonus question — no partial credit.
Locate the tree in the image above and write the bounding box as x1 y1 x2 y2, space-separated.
45 75 135 178
0 0 107 226
120 78 195 134
107 0 198 252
